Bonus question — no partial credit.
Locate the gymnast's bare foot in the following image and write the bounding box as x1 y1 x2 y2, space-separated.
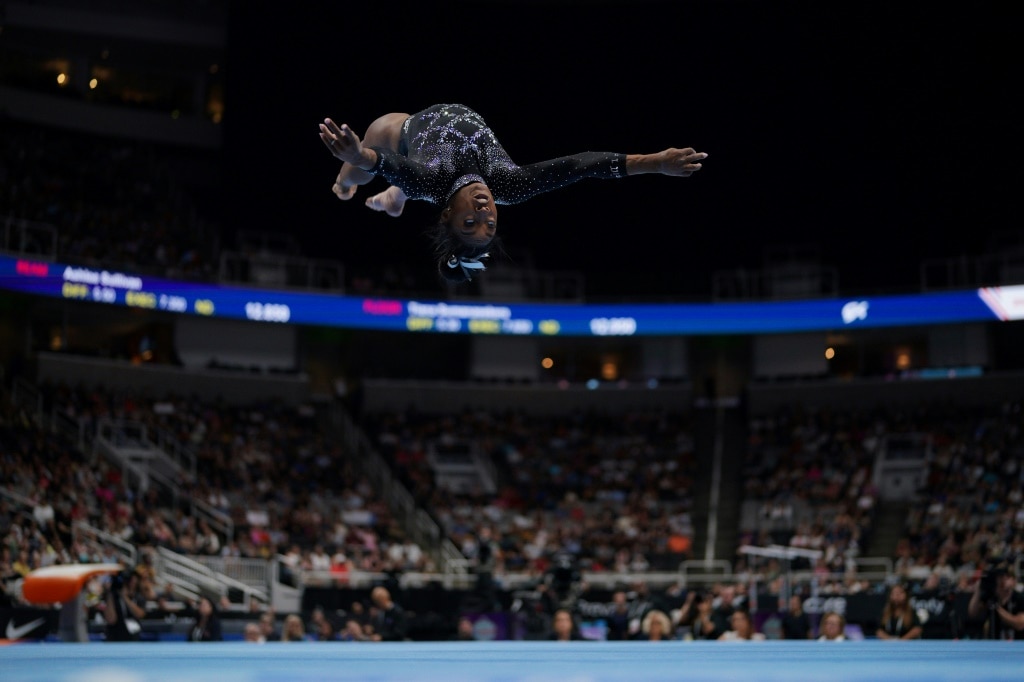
333 183 357 200
332 168 357 201
365 185 407 217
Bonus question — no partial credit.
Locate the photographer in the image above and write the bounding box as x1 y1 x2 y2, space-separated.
968 561 1024 640
471 526 500 611
543 551 582 612
104 570 146 642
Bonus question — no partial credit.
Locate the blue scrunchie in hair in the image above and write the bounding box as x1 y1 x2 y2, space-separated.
447 253 489 280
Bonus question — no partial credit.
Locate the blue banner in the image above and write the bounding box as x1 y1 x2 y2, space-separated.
2 255 1019 337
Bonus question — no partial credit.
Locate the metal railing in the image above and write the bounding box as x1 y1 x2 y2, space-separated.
218 250 344 292
93 430 159 501
95 418 195 482
2 214 58 260
190 555 269 592
51 410 89 451
324 403 470 575
192 499 234 548
72 520 137 566
680 559 734 586
150 423 199 480
712 265 839 301
93 417 232 543
10 376 44 421
0 486 36 509
156 547 268 610
294 559 900 599
921 247 1024 291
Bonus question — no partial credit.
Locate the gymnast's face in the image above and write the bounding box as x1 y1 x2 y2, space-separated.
444 182 497 246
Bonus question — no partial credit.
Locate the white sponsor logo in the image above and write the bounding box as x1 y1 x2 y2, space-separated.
841 300 869 324
802 596 847 616
5 617 46 640
979 285 1024 321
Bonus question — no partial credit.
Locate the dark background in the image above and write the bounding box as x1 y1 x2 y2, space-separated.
223 1 1017 299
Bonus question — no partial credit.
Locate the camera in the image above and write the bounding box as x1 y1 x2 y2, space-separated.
978 563 1008 604
110 570 132 593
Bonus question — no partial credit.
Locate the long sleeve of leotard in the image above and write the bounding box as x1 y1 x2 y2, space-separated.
366 147 628 206
364 147 456 204
491 152 628 204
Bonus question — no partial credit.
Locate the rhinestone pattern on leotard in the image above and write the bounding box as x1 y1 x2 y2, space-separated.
367 103 627 206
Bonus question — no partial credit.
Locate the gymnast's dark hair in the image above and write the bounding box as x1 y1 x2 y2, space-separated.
428 219 503 284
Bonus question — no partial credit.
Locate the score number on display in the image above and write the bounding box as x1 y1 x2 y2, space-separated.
589 317 637 336
245 301 291 323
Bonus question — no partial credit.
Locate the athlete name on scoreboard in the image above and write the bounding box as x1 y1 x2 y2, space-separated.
61 265 148 305
62 266 143 291
405 301 533 335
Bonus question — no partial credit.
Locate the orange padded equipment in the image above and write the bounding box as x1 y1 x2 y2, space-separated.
22 563 123 604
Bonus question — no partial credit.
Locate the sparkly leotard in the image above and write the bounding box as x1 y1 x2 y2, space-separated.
364 103 628 206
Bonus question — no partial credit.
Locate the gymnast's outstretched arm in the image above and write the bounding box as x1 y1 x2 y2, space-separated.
626 148 707 177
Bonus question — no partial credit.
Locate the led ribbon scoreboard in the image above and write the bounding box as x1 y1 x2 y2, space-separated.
2 255 1023 336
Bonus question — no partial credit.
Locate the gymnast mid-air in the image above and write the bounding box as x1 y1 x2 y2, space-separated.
319 103 706 283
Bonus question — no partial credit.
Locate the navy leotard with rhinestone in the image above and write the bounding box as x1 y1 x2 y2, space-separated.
365 104 627 206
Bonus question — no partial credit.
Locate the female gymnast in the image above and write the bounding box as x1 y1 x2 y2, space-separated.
318 103 706 283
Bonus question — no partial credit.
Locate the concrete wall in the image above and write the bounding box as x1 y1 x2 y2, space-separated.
360 379 693 415
37 352 310 405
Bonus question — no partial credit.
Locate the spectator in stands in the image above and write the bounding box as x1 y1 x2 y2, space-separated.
134 549 157 583
221 540 242 558
678 590 720 640
0 548 18 608
318 105 706 284
548 608 586 641
330 549 353 584
605 589 633 641
243 622 263 642
817 612 847 641
718 609 765 641
32 491 55 530
450 616 476 641
12 548 32 578
346 600 369 629
309 545 332 573
188 597 224 642
195 520 221 556
152 577 183 614
280 544 304 586
387 535 425 572
311 609 338 642
780 593 813 640
710 584 740 636
340 618 372 642
281 613 308 642
259 610 280 642
369 586 408 641
875 583 923 640
638 609 674 641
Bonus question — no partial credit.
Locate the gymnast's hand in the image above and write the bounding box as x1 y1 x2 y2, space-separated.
653 148 707 177
319 118 371 168
626 148 708 177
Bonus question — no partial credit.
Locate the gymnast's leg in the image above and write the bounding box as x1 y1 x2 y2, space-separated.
364 185 408 218
331 112 409 206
